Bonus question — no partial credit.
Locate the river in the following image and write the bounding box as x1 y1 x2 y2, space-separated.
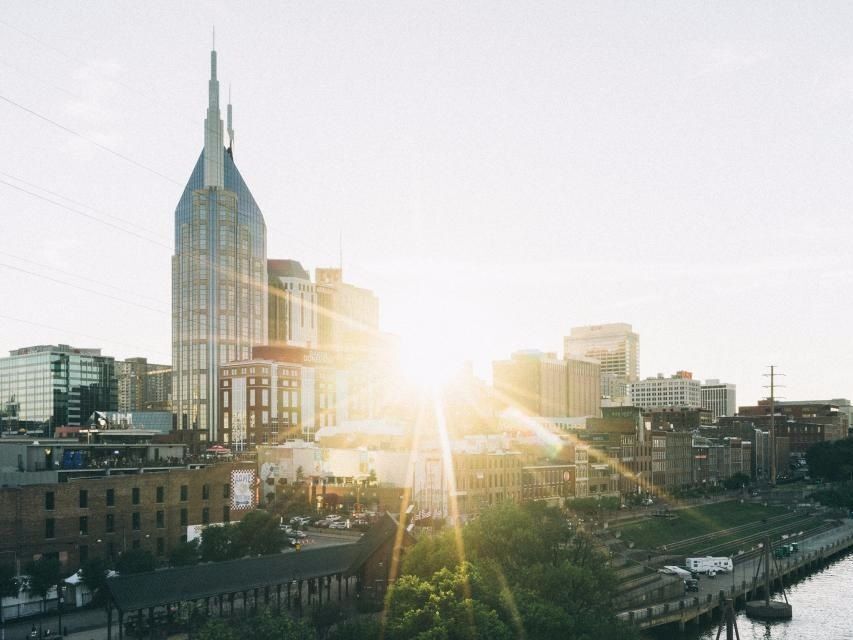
648 552 853 640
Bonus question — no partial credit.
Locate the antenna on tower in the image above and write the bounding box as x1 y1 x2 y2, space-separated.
212 25 216 49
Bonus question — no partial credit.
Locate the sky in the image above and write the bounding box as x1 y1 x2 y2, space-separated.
2 2 853 406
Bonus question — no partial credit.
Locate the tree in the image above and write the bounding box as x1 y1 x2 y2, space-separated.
232 510 285 557
25 558 61 637
200 525 236 562
80 557 110 606
808 439 853 481
0 564 20 640
169 540 200 567
327 618 382 640
310 603 343 640
246 608 315 640
115 549 156 575
384 564 513 640
388 502 640 640
196 619 237 640
723 472 751 491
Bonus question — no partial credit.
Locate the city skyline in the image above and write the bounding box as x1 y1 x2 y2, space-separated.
3 3 853 405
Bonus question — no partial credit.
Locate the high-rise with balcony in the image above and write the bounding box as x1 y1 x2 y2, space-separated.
172 46 267 442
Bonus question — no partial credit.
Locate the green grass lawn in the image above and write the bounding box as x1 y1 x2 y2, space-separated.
614 501 788 552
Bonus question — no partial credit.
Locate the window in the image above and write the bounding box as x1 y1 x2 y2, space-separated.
156 486 164 503
44 492 54 511
223 484 230 499
202 508 210 525
132 512 141 531
156 537 165 555
202 484 210 500
106 489 115 507
106 513 115 533
132 488 140 505
223 506 230 523
79 545 89 564
180 509 188 527
156 510 165 528
45 518 55 539
79 489 88 509
79 516 88 536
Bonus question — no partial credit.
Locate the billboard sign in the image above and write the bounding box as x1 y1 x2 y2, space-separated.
230 469 257 510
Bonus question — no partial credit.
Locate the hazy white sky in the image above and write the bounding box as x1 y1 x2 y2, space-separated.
2 2 852 406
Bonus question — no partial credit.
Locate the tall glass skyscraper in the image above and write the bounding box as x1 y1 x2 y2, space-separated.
172 46 267 442
0 344 117 433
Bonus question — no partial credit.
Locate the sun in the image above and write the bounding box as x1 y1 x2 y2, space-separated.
398 334 462 389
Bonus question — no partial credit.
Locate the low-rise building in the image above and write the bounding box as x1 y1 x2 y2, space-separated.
0 459 254 573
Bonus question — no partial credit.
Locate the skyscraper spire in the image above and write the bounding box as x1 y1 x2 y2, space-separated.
227 83 234 155
203 42 224 188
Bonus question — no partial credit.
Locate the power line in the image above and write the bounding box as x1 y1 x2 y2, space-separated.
0 17 198 129
0 313 169 359
0 250 167 306
0 93 181 186
0 262 169 315
0 178 171 249
0 170 167 239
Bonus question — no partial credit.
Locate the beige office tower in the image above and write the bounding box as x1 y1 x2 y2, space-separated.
564 323 639 402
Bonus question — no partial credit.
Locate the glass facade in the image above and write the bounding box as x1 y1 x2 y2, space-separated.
171 150 267 441
0 344 117 432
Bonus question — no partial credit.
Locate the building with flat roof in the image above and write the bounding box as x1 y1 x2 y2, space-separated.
564 323 639 401
0 344 117 434
493 350 600 418
701 379 736 420
629 371 702 410
117 358 171 413
268 259 318 349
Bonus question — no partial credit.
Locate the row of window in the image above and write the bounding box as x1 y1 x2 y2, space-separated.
43 506 228 539
44 484 230 510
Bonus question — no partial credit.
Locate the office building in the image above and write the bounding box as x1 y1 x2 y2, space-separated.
117 357 171 412
219 346 349 447
172 46 268 442
701 379 736 420
629 371 702 410
0 345 116 434
315 268 379 355
268 259 318 349
564 323 639 400
493 350 600 418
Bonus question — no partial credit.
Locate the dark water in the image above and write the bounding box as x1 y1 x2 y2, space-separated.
648 552 853 640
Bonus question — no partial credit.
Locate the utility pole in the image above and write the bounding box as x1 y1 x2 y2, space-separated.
763 366 784 486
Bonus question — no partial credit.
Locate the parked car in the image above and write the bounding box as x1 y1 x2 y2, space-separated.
329 521 347 529
684 578 700 593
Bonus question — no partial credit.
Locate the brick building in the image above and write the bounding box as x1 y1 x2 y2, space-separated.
0 462 254 573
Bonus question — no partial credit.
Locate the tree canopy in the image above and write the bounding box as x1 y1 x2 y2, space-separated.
25 558 61 603
807 438 853 481
389 501 638 640
80 557 111 605
115 549 157 575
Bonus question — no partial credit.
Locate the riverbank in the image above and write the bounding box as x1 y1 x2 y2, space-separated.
617 518 853 631
647 549 853 639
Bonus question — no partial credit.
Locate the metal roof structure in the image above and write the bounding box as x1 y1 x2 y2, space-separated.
106 514 409 614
